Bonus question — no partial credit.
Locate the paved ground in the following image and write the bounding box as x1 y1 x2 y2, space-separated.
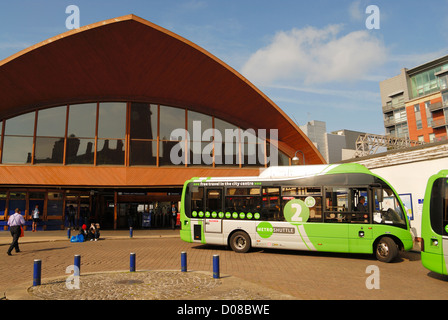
1 229 448 301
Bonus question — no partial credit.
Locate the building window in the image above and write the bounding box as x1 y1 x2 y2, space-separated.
2 112 35 164
416 120 423 130
159 105 186 166
129 103 157 166
34 106 67 164
410 63 448 99
97 102 126 165
414 104 422 130
66 103 97 165
425 101 433 127
0 101 291 167
187 110 213 166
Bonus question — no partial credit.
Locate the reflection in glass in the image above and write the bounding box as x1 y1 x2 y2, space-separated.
130 103 157 140
4 112 35 136
242 143 263 166
187 141 214 166
214 118 239 166
34 137 64 164
96 139 125 165
37 106 66 137
2 136 33 164
9 199 26 215
130 140 157 165
159 140 184 166
68 103 97 138
66 138 95 165
159 105 185 141
187 110 212 140
98 102 126 139
47 192 63 216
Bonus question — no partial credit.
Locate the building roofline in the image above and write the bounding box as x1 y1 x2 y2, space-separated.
0 14 325 164
406 53 448 76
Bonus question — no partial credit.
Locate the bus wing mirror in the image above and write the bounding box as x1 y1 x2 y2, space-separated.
376 189 383 202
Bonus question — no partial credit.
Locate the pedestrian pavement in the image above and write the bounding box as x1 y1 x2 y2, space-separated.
0 228 179 246
1 228 427 301
1 228 296 300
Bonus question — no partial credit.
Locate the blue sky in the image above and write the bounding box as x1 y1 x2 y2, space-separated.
1 0 447 134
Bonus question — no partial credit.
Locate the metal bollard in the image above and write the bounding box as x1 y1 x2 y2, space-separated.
67 228 71 239
74 254 81 276
33 259 42 286
129 227 133 238
130 252 136 272
213 254 220 279
181 251 187 272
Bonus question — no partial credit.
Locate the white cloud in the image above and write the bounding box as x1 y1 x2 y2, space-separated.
241 24 388 85
349 0 363 21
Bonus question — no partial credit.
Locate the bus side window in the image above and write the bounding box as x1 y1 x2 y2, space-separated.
351 188 369 223
191 187 204 216
262 187 281 221
324 187 349 223
206 189 222 213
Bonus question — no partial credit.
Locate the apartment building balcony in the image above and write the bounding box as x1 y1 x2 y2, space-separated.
382 102 405 114
384 117 407 128
432 118 448 128
429 101 444 112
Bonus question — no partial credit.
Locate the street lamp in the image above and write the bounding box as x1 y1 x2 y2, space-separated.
292 150 305 165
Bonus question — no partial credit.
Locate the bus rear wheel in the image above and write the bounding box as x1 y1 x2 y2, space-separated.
229 231 251 253
375 237 398 263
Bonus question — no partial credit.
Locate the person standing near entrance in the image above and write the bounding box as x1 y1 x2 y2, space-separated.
68 205 76 230
32 204 40 232
7 208 25 256
171 203 178 230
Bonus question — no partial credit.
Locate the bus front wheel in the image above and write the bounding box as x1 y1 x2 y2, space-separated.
229 231 251 253
375 237 398 263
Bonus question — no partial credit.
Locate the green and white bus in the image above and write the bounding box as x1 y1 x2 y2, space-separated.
421 169 448 275
180 163 414 262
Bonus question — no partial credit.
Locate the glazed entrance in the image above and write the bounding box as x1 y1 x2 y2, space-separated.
97 190 181 230
0 188 181 231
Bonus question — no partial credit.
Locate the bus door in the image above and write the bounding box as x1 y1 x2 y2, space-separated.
189 185 204 242
322 187 349 252
422 177 448 274
348 188 373 253
204 188 223 233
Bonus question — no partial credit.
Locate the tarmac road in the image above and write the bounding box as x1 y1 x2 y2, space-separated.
1 229 447 300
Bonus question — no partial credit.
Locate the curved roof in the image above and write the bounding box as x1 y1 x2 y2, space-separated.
0 14 324 165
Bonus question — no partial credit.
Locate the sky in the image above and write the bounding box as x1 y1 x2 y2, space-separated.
1 0 448 135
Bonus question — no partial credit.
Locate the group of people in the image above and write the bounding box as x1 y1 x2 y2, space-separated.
77 223 101 242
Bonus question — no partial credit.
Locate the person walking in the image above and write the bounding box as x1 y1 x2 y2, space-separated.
7 208 25 256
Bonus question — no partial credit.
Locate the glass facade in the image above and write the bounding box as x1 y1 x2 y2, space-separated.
410 63 448 99
0 101 290 167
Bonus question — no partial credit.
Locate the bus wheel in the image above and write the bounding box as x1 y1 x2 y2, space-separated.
375 237 398 263
229 231 251 253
